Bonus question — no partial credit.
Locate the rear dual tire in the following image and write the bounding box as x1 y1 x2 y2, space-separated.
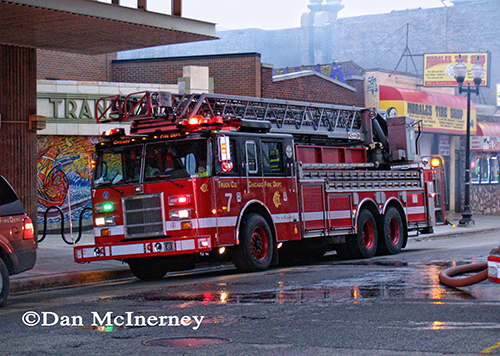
377 206 404 255
349 209 378 259
337 208 405 259
337 209 379 259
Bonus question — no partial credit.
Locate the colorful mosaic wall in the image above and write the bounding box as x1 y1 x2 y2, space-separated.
37 136 99 228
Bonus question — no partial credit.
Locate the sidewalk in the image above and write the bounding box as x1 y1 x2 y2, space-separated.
10 213 500 295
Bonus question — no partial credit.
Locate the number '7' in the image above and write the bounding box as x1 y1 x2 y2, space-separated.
225 193 232 212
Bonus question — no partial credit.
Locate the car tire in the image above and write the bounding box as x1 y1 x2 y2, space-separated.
0 258 10 307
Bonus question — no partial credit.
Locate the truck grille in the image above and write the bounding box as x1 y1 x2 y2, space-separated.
123 193 165 239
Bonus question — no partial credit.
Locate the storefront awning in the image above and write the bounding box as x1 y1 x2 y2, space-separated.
477 122 500 137
379 85 475 136
472 122 500 152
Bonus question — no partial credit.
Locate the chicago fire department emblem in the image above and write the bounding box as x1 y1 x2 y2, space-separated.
273 191 281 208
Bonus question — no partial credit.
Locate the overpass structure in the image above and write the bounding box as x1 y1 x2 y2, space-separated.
0 0 216 228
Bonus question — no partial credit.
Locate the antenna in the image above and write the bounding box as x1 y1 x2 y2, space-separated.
393 23 419 75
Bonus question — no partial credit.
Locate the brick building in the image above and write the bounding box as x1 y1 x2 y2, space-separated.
37 50 116 82
110 52 363 105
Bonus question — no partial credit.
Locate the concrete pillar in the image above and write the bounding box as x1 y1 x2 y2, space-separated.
137 0 146 10
178 66 213 94
0 45 38 230
300 0 344 65
172 0 182 16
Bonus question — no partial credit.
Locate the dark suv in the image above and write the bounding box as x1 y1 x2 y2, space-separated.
0 176 37 306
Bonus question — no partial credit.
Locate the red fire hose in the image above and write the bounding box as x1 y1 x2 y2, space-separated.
438 262 488 287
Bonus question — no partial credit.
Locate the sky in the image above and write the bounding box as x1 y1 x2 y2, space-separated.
106 0 455 30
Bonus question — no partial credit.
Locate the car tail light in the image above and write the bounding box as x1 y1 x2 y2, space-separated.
23 217 34 240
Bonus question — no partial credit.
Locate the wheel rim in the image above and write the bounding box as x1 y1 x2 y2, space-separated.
362 220 375 249
389 217 400 244
251 226 269 261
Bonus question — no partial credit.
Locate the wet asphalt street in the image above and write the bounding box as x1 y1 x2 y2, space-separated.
1 230 500 355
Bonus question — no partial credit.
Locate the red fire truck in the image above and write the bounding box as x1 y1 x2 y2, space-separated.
74 91 445 279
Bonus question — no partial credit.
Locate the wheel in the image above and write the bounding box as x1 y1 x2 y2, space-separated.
349 209 378 259
0 258 10 307
232 214 273 272
377 207 404 255
127 258 169 280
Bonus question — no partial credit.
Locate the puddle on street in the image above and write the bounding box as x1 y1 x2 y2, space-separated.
121 261 496 305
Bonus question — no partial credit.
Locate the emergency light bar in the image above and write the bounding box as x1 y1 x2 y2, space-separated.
178 115 223 127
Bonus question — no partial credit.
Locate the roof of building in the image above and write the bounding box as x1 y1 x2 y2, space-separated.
273 70 356 92
0 0 216 55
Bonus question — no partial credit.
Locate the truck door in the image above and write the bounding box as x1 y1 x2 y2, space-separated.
262 138 300 241
215 136 264 245
213 136 241 246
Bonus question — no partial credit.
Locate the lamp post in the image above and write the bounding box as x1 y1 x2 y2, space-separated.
454 55 485 226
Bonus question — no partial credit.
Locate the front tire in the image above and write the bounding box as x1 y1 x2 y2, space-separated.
232 214 273 272
127 258 169 280
377 206 404 255
0 258 10 307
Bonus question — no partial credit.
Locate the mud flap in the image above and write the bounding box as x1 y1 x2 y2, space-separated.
425 181 436 229
271 239 279 266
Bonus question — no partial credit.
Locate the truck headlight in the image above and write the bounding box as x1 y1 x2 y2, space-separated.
95 215 116 226
169 208 192 220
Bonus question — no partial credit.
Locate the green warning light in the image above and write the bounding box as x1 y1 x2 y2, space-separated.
95 202 115 213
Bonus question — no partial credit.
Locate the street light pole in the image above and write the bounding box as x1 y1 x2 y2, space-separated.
454 55 485 226
461 82 473 226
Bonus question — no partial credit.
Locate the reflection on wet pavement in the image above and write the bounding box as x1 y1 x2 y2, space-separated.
121 260 498 305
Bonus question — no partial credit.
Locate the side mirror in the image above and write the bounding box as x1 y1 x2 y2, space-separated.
217 136 233 173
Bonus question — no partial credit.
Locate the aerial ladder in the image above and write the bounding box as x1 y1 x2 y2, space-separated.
95 91 380 146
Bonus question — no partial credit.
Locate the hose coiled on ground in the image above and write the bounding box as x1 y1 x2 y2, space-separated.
438 262 488 287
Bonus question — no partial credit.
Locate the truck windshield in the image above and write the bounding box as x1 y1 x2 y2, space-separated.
93 145 143 187
92 139 211 187
144 139 211 181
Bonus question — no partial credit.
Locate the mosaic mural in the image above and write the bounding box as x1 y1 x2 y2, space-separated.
37 136 99 227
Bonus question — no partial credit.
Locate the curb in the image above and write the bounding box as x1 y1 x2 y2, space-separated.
412 226 500 241
10 268 133 295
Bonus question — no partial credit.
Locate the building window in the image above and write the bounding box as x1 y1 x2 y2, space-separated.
471 154 500 184
490 156 499 184
480 156 490 183
471 156 480 184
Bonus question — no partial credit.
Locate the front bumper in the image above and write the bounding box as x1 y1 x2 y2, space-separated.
74 236 212 263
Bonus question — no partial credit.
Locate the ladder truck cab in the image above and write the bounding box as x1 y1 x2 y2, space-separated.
74 91 446 279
